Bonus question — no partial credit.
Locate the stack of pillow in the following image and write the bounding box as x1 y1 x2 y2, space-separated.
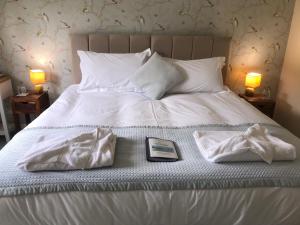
78 49 225 99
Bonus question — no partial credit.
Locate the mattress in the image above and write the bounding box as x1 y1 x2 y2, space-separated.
1 85 300 225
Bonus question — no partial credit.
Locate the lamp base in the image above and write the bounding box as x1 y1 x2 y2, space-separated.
245 87 255 97
34 84 44 94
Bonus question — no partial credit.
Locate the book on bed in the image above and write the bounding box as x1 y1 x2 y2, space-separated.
145 137 178 162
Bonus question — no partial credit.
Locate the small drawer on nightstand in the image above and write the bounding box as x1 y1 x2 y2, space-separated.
253 103 275 118
14 102 36 113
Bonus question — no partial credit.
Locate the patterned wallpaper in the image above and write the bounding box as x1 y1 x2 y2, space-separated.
0 0 295 99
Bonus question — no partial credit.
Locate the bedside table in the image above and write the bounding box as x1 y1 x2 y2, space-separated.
11 92 50 131
239 94 275 118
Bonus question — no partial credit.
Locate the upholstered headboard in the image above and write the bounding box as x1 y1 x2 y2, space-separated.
71 34 231 84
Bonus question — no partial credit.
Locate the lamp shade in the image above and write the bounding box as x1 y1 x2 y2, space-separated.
245 72 262 88
29 69 46 85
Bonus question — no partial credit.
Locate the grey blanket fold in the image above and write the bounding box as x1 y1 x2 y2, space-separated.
0 124 300 197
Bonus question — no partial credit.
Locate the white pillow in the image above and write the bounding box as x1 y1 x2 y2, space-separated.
78 49 151 92
166 57 225 93
129 53 184 100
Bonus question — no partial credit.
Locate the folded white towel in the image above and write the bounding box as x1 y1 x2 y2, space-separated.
193 124 296 164
17 128 116 171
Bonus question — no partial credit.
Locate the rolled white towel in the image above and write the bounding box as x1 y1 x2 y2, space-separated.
17 128 116 171
193 124 296 164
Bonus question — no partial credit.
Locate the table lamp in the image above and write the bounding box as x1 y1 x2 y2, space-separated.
245 72 262 97
30 69 46 93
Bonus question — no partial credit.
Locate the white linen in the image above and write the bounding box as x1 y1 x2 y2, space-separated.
166 57 225 93
78 49 151 92
193 124 296 163
28 85 276 129
17 128 116 171
1 188 300 225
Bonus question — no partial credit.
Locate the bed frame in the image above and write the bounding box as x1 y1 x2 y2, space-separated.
70 34 231 83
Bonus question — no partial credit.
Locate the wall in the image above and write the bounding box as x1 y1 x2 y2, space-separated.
0 0 295 99
274 0 300 137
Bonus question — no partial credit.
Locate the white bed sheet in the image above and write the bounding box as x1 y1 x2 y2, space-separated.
3 85 299 225
28 85 276 128
2 188 300 225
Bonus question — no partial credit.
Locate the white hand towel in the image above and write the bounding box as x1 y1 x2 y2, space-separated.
193 124 296 164
17 128 116 171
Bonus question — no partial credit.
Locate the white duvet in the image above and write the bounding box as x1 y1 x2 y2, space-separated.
28 85 276 129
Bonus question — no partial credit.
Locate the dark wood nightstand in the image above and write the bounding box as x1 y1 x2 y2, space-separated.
239 94 275 118
11 92 50 131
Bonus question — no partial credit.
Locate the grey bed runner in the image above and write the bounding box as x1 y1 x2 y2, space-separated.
1 124 300 197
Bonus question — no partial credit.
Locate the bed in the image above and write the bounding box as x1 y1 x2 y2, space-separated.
0 34 300 225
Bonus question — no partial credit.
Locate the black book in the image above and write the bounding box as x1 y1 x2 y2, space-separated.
145 137 178 162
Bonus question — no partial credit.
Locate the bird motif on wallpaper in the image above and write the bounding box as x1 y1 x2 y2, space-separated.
114 19 123 26
178 9 184 15
232 17 239 28
209 22 216 29
273 43 281 51
264 59 271 65
17 17 26 23
251 46 258 53
156 23 166 31
111 0 119 4
65 67 72 73
60 21 71 29
42 13 49 23
138 16 145 25
249 25 258 33
206 0 214 7
25 65 32 70
15 44 26 52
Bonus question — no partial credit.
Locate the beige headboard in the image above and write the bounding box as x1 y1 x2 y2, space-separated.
71 34 231 84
